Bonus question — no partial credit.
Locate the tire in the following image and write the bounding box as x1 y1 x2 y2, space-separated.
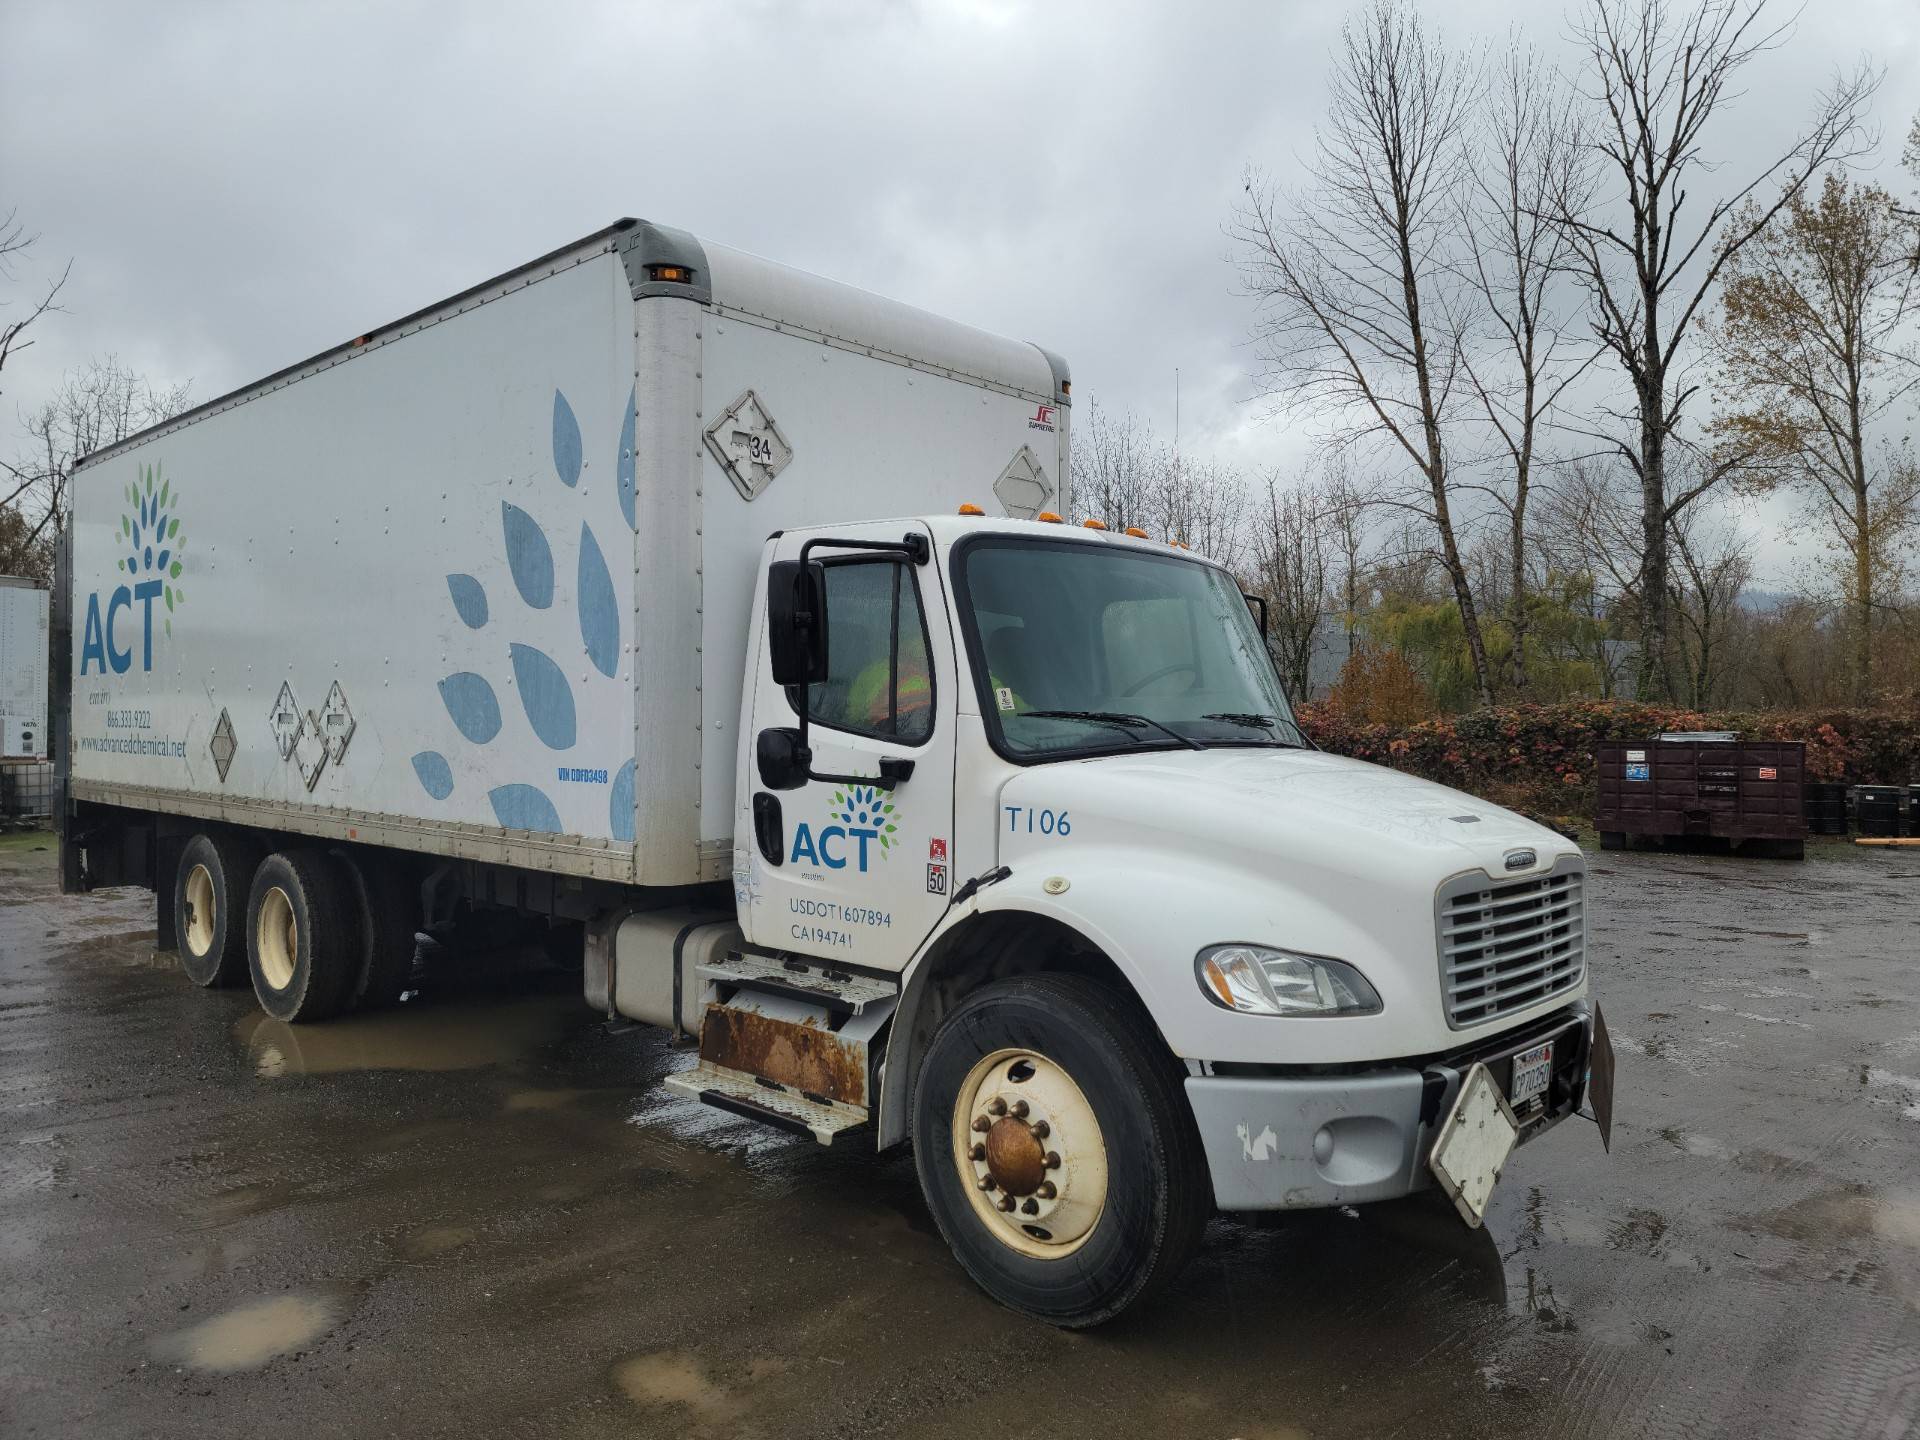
332 849 419 1011
1598 831 1626 851
174 830 262 988
911 974 1210 1327
245 849 360 1023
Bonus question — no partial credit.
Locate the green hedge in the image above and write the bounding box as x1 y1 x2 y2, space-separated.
1295 701 1920 821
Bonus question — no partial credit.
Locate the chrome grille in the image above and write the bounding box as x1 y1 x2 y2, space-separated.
1437 862 1584 1028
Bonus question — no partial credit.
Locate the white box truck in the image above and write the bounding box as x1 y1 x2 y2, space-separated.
56 218 1610 1325
1 576 50 759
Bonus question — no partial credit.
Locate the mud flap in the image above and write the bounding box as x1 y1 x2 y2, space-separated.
1589 1003 1616 1152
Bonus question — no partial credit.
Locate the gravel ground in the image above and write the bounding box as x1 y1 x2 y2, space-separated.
2 830 1918 1439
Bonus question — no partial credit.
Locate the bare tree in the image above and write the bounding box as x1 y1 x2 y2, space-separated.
1714 174 1920 702
2 357 191 564
0 210 70 402
1075 401 1161 535
1249 472 1333 697
1457 41 1597 694
1552 0 1874 702
1668 500 1755 708
1233 0 1497 705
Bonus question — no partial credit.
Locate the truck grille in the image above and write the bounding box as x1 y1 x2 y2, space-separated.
1437 862 1584 1028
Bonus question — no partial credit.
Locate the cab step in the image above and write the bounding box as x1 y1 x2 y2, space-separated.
663 1062 869 1145
698 950 898 1015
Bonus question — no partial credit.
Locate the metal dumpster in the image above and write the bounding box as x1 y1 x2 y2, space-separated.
1596 736 1806 859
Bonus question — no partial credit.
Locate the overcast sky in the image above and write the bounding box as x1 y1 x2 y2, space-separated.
4 0 1917 584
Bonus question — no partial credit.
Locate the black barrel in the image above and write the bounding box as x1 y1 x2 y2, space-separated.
1908 784 1920 834
1805 782 1849 836
1855 784 1907 837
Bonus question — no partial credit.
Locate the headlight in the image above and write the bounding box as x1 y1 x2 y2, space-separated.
1195 944 1383 1017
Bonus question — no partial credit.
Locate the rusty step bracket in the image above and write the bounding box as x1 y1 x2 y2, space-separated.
698 950 898 1015
663 1062 870 1145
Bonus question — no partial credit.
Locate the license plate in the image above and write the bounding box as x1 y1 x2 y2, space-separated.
1511 1041 1553 1105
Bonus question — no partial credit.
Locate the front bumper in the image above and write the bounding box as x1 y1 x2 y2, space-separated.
1185 1002 1593 1212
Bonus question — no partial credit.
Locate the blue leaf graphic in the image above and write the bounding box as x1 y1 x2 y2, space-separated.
502 502 554 609
446 573 489 629
609 759 635 843
617 389 637 531
576 523 619 678
411 751 454 800
489 783 563 833
509 643 576 750
156 549 171 572
552 390 583 488
439 672 502 743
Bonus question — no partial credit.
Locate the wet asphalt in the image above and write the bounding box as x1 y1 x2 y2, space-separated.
2 831 1919 1439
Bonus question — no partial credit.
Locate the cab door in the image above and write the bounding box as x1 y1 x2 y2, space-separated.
739 521 957 972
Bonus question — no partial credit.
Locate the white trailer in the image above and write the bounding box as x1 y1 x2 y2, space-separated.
59 219 1609 1326
1 576 50 759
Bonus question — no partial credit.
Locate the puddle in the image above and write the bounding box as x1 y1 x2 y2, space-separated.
1659 1128 1733 1160
504 1088 587 1113
236 992 580 1076
405 1224 474 1258
1755 1186 1920 1249
613 1349 741 1423
152 1293 338 1372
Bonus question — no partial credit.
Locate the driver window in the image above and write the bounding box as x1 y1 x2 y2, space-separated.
800 560 934 744
1101 596 1193 697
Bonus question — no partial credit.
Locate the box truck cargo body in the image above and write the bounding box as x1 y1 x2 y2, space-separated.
64 222 1067 883
58 219 1607 1326
1 577 49 759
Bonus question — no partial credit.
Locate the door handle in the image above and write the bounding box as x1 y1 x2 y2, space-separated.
752 792 784 866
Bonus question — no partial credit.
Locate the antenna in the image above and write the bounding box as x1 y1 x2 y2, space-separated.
1173 367 1181 490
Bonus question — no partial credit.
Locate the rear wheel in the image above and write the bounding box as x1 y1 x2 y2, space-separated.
174 831 260 988
246 850 359 1023
912 974 1210 1327
1598 831 1627 851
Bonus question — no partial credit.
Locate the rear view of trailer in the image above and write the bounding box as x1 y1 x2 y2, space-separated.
63 219 1068 890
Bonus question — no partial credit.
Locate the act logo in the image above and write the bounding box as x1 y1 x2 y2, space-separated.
81 463 186 676
790 784 897 872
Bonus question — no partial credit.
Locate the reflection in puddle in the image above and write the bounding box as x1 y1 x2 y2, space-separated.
236 992 580 1076
152 1293 337 1371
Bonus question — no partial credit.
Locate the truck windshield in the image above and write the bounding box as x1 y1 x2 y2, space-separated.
954 537 1308 760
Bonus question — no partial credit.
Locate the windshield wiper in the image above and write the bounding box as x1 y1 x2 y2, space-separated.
1020 710 1206 752
1201 712 1310 747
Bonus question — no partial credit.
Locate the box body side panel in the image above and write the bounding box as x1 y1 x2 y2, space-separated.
67 252 644 878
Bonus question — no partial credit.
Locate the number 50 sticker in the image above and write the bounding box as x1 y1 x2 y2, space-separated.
1005 806 1071 837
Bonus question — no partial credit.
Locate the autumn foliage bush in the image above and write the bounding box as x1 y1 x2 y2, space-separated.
1294 699 1920 822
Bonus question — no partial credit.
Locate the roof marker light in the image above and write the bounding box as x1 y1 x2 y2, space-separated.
957 503 985 516
1124 526 1149 539
1082 518 1108 530
1036 511 1064 524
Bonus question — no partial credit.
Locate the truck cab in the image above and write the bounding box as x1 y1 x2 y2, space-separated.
662 510 1602 1325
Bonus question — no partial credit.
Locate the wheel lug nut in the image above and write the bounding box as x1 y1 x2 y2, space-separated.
1045 1151 1061 1170
987 1097 1007 1117
970 1142 986 1162
1031 1120 1050 1139
1038 1181 1057 1200
1010 1099 1029 1118
998 1193 1017 1212
1021 1198 1039 1215
977 1175 996 1191
971 1116 991 1133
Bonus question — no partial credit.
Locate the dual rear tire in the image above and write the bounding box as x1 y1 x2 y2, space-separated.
172 833 416 1023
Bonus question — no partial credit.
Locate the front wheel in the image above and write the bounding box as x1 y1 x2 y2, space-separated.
912 974 1211 1327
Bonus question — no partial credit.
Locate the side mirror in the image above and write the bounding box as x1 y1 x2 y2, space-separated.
756 726 811 791
767 559 829 687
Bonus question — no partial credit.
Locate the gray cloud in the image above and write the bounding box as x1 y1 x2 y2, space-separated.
3 0 1916 582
